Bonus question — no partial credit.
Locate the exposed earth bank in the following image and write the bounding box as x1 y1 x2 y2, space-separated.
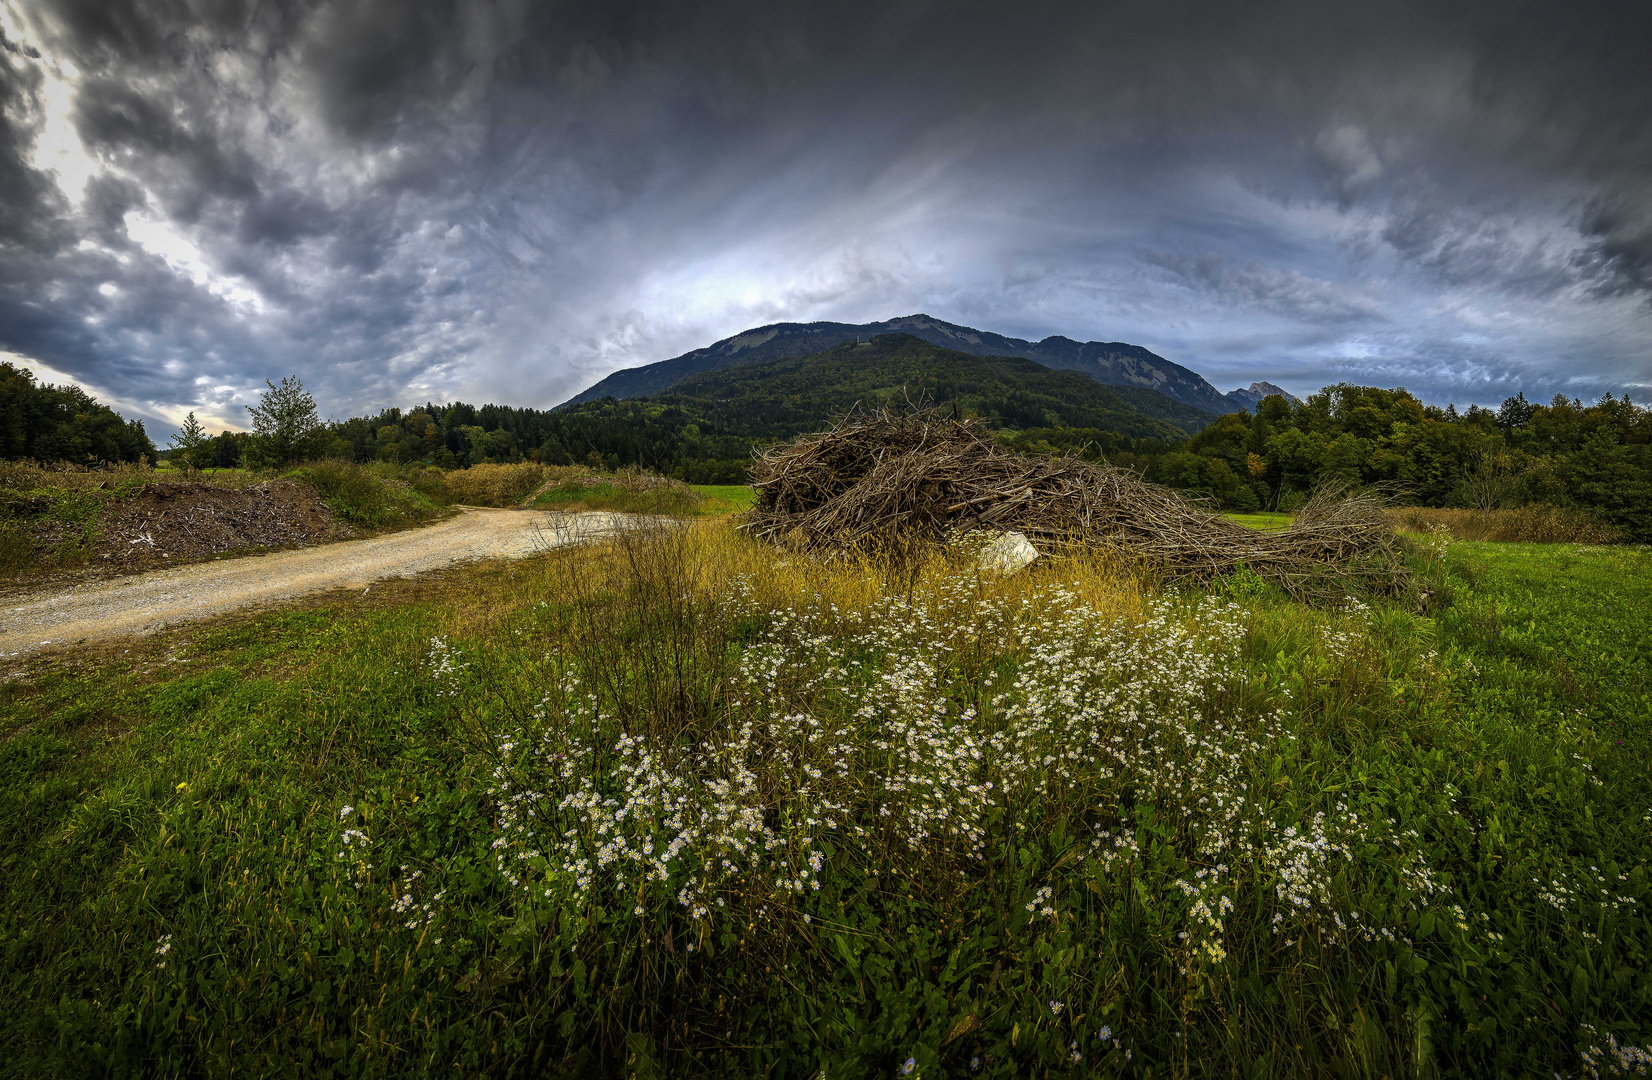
90 478 351 570
1 508 630 658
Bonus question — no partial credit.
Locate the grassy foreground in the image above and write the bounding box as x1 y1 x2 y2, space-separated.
0 527 1648 1077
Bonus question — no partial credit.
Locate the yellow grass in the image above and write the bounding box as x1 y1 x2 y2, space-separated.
1387 504 1620 544
432 462 559 506
571 519 1153 635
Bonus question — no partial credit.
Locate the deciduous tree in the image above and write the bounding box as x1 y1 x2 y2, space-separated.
246 376 324 468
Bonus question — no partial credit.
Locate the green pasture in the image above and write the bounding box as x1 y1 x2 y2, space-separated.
1224 510 1293 530
689 484 757 515
0 530 1647 1077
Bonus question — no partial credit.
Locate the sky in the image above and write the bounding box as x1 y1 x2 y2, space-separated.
1 0 1649 439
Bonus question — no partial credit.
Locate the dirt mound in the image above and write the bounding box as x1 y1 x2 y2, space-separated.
94 479 350 571
744 408 1402 596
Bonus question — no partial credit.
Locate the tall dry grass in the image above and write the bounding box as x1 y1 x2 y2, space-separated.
0 460 168 491
434 462 698 508
568 518 1153 632
432 462 563 506
1389 504 1620 544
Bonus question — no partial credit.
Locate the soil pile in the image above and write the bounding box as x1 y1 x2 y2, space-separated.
94 479 349 571
743 409 1401 594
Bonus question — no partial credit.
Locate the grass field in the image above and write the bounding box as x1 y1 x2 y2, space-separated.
1224 511 1293 530
0 526 1647 1077
689 484 758 515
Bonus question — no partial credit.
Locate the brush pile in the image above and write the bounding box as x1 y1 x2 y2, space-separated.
743 408 1401 594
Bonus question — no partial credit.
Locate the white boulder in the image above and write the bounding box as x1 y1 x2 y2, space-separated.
977 531 1039 575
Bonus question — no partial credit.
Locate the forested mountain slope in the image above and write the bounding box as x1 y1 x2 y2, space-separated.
559 313 1285 413
643 334 1214 438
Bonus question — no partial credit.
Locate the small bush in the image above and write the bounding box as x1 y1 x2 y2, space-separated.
0 483 106 578
1390 504 1621 544
283 460 447 529
438 462 555 507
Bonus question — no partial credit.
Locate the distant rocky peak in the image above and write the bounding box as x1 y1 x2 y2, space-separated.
1224 381 1301 411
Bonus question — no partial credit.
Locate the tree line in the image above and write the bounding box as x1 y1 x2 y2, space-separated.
9 360 1648 539
315 381 1649 540
1 362 157 464
1125 385 1651 539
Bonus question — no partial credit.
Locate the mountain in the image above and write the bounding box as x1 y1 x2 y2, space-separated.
559 312 1290 415
563 333 1215 445
1223 381 1299 411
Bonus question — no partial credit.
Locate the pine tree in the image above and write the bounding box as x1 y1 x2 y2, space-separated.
245 376 323 468
168 411 211 472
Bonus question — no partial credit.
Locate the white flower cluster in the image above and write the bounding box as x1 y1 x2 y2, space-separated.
471 570 1476 968
1416 524 1451 561
1535 867 1639 915
1260 807 1461 948
1578 1024 1652 1078
334 806 374 888
391 866 447 933
1176 865 1234 968
1320 599 1372 662
426 635 468 698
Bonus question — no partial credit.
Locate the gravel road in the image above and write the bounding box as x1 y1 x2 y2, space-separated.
1 508 631 658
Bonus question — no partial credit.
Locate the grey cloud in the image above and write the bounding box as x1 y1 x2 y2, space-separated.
45 0 187 68
1377 204 1590 298
1147 252 1385 325
74 78 261 214
1317 125 1383 189
1575 197 1652 299
0 0 1649 438
0 33 70 253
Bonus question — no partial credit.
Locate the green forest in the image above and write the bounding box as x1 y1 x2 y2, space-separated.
1140 385 1652 539
317 344 1651 539
0 363 157 465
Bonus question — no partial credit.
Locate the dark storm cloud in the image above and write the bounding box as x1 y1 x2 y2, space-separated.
0 0 1648 438
0 25 69 253
1576 197 1652 299
1146 252 1385 325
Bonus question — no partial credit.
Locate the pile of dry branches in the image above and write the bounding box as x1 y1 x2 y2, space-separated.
742 408 1402 592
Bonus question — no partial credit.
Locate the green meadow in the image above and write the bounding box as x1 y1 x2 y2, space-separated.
1224 511 1294 531
0 523 1647 1078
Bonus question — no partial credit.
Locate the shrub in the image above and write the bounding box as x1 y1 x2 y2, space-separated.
283 460 447 529
437 462 555 507
244 376 326 468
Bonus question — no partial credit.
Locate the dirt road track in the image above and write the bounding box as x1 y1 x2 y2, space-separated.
1 509 630 659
